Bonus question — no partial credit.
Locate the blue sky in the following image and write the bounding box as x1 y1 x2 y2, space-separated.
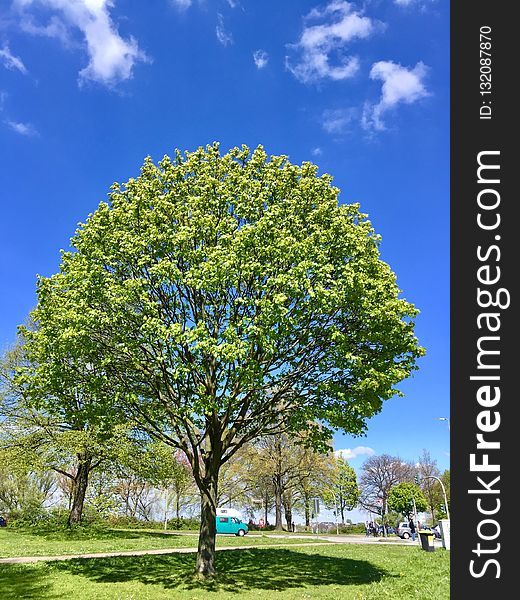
0 0 450 496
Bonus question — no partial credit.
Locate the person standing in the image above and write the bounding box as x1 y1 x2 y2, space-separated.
409 518 417 542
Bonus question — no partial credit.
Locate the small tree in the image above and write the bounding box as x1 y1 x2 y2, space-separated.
324 456 360 524
435 469 450 519
167 452 198 523
0 449 57 521
248 432 335 531
387 482 428 520
294 445 336 528
25 144 424 574
2 338 129 526
417 449 442 522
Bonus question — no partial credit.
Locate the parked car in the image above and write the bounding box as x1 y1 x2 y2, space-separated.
0 516 7 527
396 522 412 539
216 515 248 536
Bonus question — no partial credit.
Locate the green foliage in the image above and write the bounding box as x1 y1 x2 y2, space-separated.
337 523 366 534
323 456 360 521
10 507 71 528
383 510 400 527
0 449 57 523
440 469 450 501
387 482 428 518
27 142 423 453
16 142 424 573
1 333 139 526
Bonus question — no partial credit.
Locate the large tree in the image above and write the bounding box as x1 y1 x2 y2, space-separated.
359 454 414 529
25 143 423 575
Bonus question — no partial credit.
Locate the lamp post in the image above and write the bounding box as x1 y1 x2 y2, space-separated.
422 475 450 520
438 417 450 431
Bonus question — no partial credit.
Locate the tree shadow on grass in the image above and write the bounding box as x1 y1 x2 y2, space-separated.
0 565 58 600
54 547 392 593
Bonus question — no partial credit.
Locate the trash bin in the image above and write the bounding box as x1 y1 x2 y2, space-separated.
419 530 435 552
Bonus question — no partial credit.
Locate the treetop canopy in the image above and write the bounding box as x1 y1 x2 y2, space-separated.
25 142 424 454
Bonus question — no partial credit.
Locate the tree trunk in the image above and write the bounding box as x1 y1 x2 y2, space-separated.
284 506 293 532
273 476 283 530
68 454 92 526
304 494 310 527
195 470 219 577
282 493 293 532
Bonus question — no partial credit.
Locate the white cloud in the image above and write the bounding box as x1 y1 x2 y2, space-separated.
311 146 322 156
4 119 38 136
362 60 429 130
335 446 375 460
14 0 149 87
170 0 192 10
216 13 233 46
394 0 436 7
322 107 357 133
253 49 268 69
19 13 74 46
0 43 28 74
286 1 381 84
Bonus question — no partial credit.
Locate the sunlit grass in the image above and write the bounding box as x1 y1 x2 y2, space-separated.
0 526 327 559
0 543 449 599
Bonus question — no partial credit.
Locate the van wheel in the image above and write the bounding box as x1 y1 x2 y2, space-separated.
402 532 410 539
237 529 246 537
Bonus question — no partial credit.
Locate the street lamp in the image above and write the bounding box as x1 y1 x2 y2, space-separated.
438 417 450 431
422 475 450 520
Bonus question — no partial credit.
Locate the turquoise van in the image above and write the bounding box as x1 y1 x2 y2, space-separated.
216 515 249 536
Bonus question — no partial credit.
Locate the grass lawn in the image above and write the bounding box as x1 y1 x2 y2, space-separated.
0 527 328 559
0 543 449 599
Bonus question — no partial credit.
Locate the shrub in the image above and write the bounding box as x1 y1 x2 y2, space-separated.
337 523 366 534
105 514 200 530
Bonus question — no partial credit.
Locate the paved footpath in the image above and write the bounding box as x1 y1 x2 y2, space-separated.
251 534 438 547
